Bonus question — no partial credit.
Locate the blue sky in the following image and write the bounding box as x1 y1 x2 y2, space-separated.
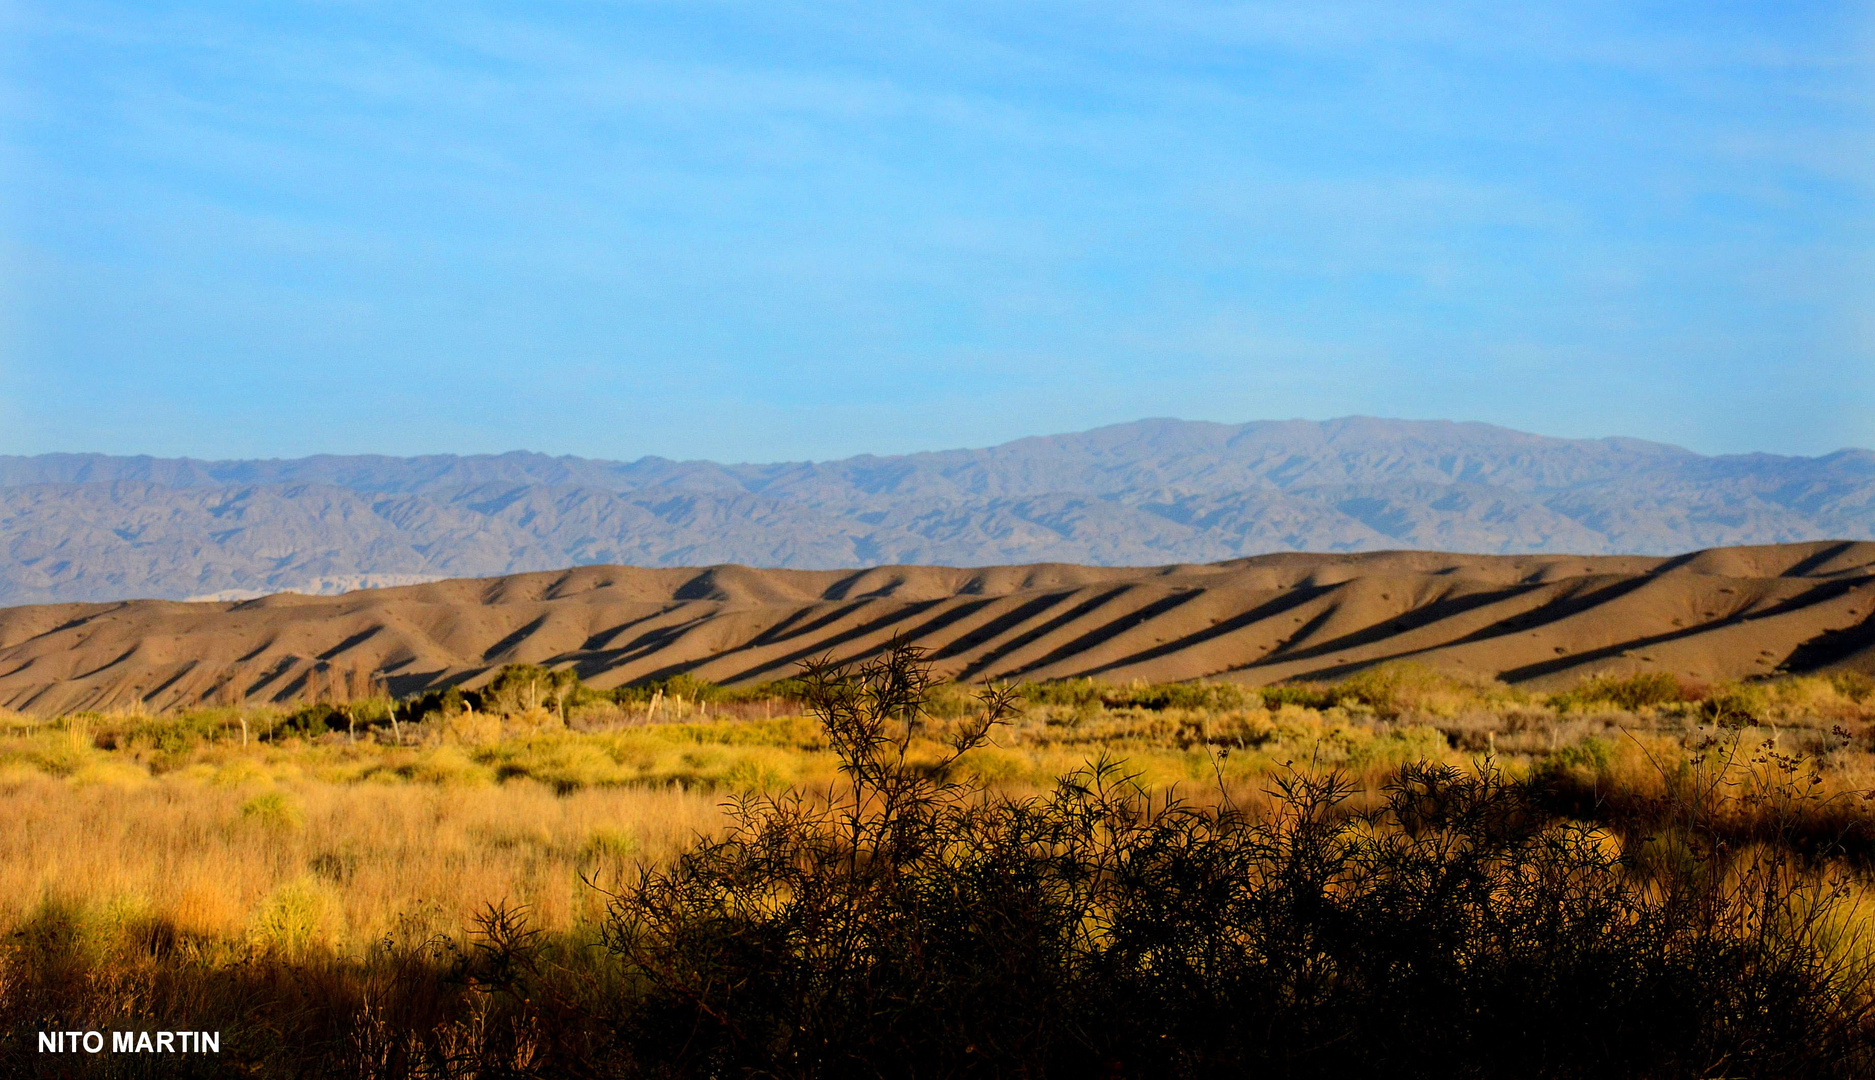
2 1 1871 462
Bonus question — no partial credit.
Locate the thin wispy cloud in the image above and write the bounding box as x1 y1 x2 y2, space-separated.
2 1 1869 461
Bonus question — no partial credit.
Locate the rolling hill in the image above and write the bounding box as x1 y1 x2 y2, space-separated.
2 541 1871 714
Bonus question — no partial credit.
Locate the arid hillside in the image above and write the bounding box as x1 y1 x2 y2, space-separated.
2 541 1873 714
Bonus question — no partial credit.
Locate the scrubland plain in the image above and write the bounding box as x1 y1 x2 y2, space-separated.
4 661 1875 1076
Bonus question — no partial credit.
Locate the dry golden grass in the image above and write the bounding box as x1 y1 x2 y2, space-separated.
2 665 1874 1076
2 666 1873 959
0 771 724 951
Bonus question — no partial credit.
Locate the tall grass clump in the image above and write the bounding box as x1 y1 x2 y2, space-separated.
604 643 1875 1079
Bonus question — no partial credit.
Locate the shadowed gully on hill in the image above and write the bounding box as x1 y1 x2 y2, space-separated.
1 541 1873 714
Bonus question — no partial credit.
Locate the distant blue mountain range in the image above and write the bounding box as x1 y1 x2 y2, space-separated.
3 417 1871 605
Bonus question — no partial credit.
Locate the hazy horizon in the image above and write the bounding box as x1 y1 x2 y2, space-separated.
5 414 1875 469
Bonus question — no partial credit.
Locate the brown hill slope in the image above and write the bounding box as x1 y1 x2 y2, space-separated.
2 541 1873 714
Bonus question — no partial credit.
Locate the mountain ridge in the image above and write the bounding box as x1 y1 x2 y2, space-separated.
3 417 1872 605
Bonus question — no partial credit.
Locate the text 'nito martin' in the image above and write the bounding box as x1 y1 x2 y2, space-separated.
38 1031 221 1053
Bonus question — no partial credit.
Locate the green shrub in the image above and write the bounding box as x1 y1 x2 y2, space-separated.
1541 735 1615 778
1828 671 1875 703
240 790 304 831
404 684 475 723
279 702 348 737
1552 671 1689 712
1259 683 1341 710
1019 677 1106 708
1022 678 1257 712
580 827 639 866
249 878 339 956
1701 683 1771 726
482 664 583 716
613 672 724 705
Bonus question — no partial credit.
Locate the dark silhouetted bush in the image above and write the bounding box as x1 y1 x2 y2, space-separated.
279 701 348 737
1023 677 1257 712
600 643 1875 1079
